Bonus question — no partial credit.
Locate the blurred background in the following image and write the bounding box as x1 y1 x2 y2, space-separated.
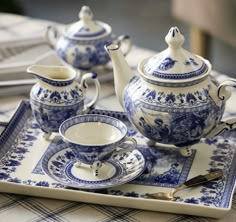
1 0 236 76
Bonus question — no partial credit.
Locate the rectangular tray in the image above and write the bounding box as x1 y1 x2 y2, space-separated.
0 100 235 218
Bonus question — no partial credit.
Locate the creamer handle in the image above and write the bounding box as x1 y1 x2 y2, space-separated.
81 73 100 113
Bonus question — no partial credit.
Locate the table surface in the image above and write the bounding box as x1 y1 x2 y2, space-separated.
0 12 235 222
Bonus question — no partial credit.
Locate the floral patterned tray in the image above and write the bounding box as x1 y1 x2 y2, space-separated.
0 100 235 218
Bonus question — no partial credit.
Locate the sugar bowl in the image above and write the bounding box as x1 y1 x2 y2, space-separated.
46 6 132 70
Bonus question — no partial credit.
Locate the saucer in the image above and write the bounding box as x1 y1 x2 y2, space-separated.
41 144 145 189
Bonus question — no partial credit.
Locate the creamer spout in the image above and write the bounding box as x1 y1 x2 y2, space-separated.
27 65 76 86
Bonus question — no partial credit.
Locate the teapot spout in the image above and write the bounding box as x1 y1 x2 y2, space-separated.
105 44 135 108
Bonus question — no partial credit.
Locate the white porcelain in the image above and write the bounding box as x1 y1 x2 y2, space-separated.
59 114 137 176
27 64 100 139
105 26 236 154
46 6 132 70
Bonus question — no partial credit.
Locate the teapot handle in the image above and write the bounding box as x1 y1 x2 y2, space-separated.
45 25 58 49
80 72 100 113
206 79 236 138
217 79 236 100
113 35 132 56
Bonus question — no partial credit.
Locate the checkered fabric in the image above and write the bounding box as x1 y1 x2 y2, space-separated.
0 13 235 222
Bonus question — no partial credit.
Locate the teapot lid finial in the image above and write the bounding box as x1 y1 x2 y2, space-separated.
165 27 184 49
79 6 93 21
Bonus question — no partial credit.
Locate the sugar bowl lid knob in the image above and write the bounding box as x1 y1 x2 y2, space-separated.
65 5 110 39
79 6 94 21
165 27 184 49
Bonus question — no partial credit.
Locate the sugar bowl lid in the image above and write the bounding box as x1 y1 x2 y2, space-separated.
65 6 111 39
140 27 211 82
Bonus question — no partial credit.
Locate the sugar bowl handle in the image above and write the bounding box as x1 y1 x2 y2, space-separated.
81 72 100 113
206 79 236 138
45 25 58 49
113 35 132 56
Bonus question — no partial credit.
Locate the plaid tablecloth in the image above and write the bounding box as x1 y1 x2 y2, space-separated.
0 13 235 222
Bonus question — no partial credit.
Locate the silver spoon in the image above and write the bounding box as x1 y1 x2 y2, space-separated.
145 170 223 200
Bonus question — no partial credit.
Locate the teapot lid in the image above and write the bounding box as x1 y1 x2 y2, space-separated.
65 6 111 39
140 27 210 82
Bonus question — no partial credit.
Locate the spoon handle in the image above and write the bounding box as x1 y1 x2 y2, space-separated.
172 170 223 196
182 170 223 188
145 170 223 200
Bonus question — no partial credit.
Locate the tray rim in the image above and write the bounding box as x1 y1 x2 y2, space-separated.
0 99 235 218
0 180 232 218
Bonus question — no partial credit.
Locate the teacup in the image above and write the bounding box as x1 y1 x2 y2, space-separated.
59 114 137 176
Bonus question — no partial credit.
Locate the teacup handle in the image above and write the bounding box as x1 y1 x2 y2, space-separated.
112 137 137 157
206 79 236 138
45 25 58 49
81 72 100 113
113 35 132 56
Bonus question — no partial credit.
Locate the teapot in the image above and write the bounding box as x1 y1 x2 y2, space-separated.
27 65 100 139
46 6 132 70
105 27 236 156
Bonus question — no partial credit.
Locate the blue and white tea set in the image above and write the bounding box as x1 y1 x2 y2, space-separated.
28 6 236 190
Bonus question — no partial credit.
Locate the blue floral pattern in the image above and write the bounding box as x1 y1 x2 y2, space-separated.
185 58 199 66
158 57 177 71
30 99 84 133
31 84 83 105
41 143 145 189
56 35 113 70
136 107 220 146
130 146 195 186
30 72 87 134
59 114 128 165
110 136 236 207
0 101 235 209
140 83 211 108
124 77 223 146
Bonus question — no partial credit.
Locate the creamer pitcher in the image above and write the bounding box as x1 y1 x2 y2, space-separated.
27 65 100 139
